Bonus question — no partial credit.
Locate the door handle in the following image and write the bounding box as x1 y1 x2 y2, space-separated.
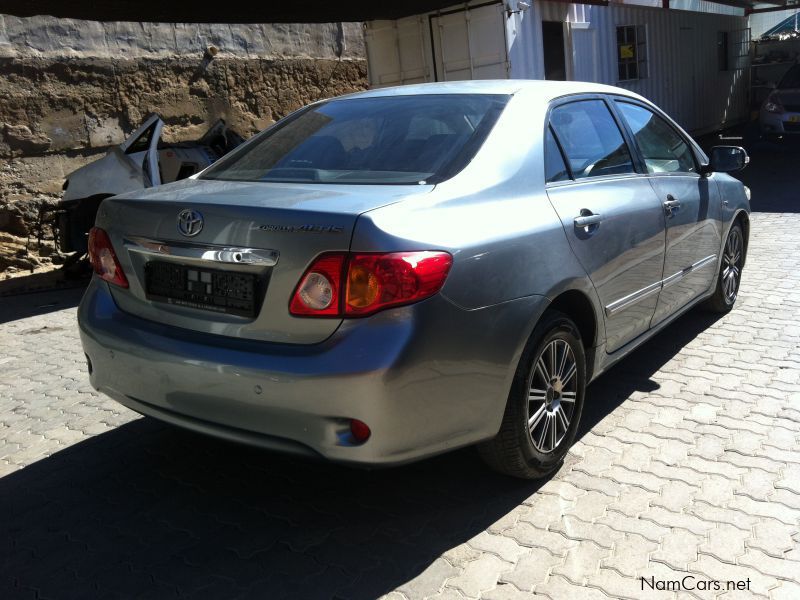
663 195 681 217
574 213 603 229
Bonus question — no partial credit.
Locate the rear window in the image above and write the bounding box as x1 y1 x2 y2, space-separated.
202 94 510 185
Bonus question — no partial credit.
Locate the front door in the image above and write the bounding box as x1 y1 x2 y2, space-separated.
545 98 667 353
614 100 722 325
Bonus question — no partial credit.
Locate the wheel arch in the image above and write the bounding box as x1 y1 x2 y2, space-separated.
732 209 750 268
544 288 601 381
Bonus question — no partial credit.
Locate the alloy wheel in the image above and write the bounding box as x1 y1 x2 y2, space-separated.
527 339 577 454
722 227 743 304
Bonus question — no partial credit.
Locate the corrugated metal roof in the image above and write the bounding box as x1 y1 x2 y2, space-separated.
0 0 459 23
0 0 788 23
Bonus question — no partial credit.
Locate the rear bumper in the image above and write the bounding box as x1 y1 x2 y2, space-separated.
760 111 800 135
78 278 547 465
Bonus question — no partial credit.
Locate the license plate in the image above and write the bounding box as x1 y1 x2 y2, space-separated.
789 115 800 123
145 261 258 317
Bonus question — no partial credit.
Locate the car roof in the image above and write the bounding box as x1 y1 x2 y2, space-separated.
334 79 648 103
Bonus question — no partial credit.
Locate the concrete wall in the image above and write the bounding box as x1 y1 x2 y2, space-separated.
0 16 368 273
0 15 364 60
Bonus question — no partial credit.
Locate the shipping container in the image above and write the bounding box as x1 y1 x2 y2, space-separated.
364 0 751 134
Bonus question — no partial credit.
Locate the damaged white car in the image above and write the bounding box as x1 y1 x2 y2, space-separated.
58 114 244 254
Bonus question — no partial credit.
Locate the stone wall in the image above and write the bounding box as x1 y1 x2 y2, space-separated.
0 15 368 275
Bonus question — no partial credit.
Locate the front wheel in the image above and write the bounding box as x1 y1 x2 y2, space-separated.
478 310 586 479
705 222 744 313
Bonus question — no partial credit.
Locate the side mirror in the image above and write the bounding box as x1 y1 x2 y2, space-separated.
704 145 749 174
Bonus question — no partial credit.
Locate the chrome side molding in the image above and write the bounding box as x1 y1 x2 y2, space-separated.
605 281 662 317
661 254 717 290
605 254 717 317
124 236 279 266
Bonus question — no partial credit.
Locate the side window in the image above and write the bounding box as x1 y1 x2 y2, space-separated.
125 123 156 155
616 102 696 174
544 126 570 183
549 100 635 180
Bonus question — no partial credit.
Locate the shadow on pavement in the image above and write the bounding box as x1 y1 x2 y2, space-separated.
1 423 543 600
0 287 85 325
0 305 723 600
578 307 724 441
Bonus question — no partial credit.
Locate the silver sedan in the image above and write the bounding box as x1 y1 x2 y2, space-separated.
78 81 750 478
760 63 800 139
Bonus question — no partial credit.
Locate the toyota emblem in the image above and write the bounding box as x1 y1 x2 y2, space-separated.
177 209 203 237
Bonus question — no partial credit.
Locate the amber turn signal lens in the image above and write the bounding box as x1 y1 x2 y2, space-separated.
346 264 380 308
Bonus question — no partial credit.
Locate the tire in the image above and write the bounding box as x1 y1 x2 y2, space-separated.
478 310 586 479
705 222 745 314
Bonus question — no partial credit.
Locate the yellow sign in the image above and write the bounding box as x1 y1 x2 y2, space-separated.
789 115 800 123
620 44 635 60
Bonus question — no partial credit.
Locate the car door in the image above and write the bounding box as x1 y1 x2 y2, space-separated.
545 97 667 353
119 114 164 188
614 100 722 327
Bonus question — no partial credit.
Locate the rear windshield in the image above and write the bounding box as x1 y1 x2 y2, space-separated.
778 65 800 89
201 94 510 185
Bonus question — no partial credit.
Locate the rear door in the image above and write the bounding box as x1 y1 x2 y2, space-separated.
614 100 722 326
545 97 667 353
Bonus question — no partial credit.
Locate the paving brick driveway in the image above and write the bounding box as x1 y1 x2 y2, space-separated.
1 145 799 599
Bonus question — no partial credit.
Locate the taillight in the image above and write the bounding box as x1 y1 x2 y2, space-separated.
288 254 345 316
289 251 452 318
88 227 129 288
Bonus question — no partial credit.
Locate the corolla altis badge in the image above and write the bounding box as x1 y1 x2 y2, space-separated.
177 209 204 237
257 224 344 234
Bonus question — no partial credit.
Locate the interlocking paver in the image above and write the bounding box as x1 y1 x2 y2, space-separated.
737 549 800 581
700 523 749 564
601 534 659 578
2 209 800 598
396 558 460 599
748 520 798 558
551 541 610 584
498 547 563 591
651 530 705 570
770 580 800 600
466 532 528 564
652 481 698 512
550 515 624 549
597 511 671 543
446 554 512 598
503 523 578 557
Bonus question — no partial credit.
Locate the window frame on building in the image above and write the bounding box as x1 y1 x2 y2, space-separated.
616 24 648 82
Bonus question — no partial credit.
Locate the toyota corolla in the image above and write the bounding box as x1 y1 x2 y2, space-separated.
78 81 750 478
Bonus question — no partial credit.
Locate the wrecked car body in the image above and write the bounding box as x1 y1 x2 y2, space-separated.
58 115 244 254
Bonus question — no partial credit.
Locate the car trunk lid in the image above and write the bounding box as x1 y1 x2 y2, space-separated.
97 178 433 344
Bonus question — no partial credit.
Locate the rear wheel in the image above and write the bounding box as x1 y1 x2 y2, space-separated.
479 310 586 479
705 222 744 313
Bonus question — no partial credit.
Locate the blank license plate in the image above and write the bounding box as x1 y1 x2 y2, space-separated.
145 261 257 317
